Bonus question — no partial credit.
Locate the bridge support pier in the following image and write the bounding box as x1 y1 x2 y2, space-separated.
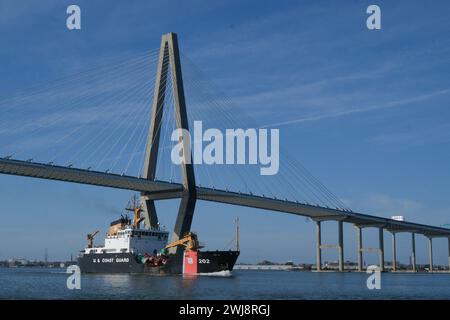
378 228 385 272
391 232 397 272
411 232 417 272
428 237 433 272
316 221 322 271
411 233 417 272
448 237 450 272
338 221 344 272
140 33 170 229
356 226 363 271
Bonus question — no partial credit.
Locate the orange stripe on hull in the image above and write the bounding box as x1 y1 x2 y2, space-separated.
183 250 198 274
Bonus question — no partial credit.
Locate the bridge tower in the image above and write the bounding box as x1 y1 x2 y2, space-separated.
141 33 197 253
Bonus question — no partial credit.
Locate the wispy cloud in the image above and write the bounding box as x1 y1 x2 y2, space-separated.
369 123 450 146
178 2 450 138
261 88 450 128
344 193 423 218
0 0 58 27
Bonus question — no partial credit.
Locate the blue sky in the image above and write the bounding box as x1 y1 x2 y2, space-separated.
0 0 450 265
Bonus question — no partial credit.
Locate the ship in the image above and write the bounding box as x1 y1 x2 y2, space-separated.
77 197 240 275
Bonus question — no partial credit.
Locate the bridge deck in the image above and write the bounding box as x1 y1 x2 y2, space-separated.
1 158 449 237
0 158 182 194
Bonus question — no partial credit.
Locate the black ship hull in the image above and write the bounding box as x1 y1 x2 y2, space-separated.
78 250 239 275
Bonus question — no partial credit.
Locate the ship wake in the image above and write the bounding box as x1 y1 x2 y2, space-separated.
196 270 233 277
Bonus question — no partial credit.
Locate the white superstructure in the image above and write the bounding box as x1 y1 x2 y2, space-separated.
84 225 169 255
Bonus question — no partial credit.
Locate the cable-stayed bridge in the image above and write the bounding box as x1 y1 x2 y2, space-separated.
0 33 449 272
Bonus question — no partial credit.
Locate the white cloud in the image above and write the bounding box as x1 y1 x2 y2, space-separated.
260 88 450 128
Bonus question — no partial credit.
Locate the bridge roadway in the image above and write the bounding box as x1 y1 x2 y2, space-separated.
1 157 449 237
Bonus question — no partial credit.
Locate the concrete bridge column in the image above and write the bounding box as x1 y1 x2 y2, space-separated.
356 226 363 271
428 237 433 272
448 237 450 272
316 221 322 271
378 228 385 272
338 221 344 272
411 233 416 272
391 232 397 272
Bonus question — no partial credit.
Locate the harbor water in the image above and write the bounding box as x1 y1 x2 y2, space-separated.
0 267 449 299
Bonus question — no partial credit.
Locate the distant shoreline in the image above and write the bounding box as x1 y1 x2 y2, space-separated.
235 263 450 273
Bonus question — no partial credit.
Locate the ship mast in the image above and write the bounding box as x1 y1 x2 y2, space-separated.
126 195 145 229
235 217 239 252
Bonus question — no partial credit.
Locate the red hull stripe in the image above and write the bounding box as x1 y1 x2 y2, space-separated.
183 250 198 274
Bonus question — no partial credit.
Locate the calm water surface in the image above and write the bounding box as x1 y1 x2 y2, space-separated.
0 267 449 299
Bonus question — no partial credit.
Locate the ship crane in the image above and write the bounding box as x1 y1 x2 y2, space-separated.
164 232 203 251
87 230 100 248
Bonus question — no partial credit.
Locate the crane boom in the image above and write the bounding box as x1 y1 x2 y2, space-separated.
164 232 202 251
87 230 100 248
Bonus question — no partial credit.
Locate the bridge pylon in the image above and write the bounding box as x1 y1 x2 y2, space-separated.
141 33 197 253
